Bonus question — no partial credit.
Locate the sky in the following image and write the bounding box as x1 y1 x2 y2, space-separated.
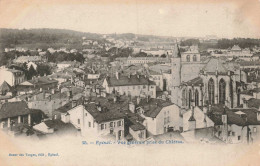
0 0 260 38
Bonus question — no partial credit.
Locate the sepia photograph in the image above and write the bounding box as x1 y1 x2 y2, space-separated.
0 0 260 166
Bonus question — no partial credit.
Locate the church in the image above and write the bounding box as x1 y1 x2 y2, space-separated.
171 44 246 109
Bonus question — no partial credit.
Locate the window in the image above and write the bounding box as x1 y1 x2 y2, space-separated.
118 121 122 126
78 119 80 124
238 136 241 140
85 113 87 116
139 131 143 138
208 78 215 105
219 79 226 105
188 89 192 108
110 128 113 134
182 89 187 106
232 132 235 136
143 85 146 88
88 122 91 127
195 89 199 106
186 55 190 62
101 124 104 130
110 122 113 127
193 55 197 62
253 127 257 132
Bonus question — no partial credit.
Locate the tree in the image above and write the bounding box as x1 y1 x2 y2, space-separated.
27 65 37 80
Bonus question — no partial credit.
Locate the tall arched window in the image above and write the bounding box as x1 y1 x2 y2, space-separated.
237 89 241 106
186 55 190 62
195 89 199 106
189 89 192 108
193 55 197 62
208 78 215 104
182 89 186 106
219 79 226 105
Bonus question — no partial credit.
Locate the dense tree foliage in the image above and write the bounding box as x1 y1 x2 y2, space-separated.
180 39 200 46
0 28 102 50
46 51 85 63
217 38 260 49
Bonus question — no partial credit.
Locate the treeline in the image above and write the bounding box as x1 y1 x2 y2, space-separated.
217 38 260 49
0 28 102 50
46 51 85 63
180 38 260 49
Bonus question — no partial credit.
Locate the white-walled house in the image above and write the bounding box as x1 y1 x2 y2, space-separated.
60 96 126 141
182 106 214 132
0 67 25 86
102 72 156 98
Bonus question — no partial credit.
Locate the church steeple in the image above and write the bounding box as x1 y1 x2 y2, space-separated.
172 42 181 58
171 41 181 105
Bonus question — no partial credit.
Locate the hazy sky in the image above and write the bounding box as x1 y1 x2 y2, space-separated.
1 0 260 38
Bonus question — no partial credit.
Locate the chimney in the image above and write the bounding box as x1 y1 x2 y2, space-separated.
114 96 117 103
137 96 141 105
146 95 150 103
188 106 196 131
257 107 260 121
129 102 136 113
243 99 248 108
72 100 77 108
97 105 102 112
116 71 120 80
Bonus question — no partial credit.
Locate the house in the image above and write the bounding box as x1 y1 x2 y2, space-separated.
102 72 156 98
210 104 260 144
33 119 77 136
148 70 163 91
130 97 181 136
60 95 126 141
0 81 12 96
57 61 73 70
0 101 44 129
0 67 25 86
17 76 58 94
14 56 45 63
182 106 214 132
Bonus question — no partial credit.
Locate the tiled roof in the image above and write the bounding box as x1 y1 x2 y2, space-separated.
231 45 241 51
15 56 42 62
182 77 203 86
21 76 58 86
134 98 173 118
0 101 30 119
84 95 129 123
0 81 12 92
202 58 228 75
248 98 260 109
106 75 156 87
55 97 84 113
209 104 260 126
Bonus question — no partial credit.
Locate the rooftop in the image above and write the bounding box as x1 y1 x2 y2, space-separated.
106 74 156 87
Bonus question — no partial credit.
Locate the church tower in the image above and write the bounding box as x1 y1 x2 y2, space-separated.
171 43 181 105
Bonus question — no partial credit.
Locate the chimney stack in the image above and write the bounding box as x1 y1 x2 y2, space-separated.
114 96 117 103
72 100 77 108
116 71 120 80
137 96 141 105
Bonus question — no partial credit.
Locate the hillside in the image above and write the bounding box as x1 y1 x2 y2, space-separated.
0 28 102 50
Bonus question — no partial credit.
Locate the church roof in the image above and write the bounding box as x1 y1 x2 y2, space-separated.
182 77 203 87
202 58 228 75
